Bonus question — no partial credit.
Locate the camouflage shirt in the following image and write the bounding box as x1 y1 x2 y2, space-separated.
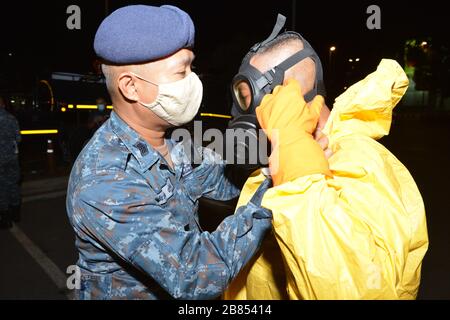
66 111 272 300
0 108 20 165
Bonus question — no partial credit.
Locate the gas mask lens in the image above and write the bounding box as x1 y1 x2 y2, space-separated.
233 80 252 111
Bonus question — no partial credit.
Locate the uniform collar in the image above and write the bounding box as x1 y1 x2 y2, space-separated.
109 111 160 171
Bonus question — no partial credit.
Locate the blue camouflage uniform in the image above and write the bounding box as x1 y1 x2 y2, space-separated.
66 111 272 299
0 108 21 212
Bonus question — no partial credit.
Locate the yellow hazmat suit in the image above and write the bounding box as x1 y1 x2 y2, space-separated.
224 59 428 300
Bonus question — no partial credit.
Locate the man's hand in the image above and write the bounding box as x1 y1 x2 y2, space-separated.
256 79 332 186
313 103 332 159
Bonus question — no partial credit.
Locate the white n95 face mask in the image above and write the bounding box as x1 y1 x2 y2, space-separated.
132 72 203 126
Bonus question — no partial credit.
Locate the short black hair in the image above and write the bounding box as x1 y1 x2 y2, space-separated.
256 32 303 56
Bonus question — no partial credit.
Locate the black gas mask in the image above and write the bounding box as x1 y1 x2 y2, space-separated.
227 14 326 176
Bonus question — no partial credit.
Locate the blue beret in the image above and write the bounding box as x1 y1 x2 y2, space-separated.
94 5 195 64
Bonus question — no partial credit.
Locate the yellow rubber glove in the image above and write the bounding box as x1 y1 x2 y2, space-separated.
256 79 331 186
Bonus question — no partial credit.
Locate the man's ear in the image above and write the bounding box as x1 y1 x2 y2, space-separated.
117 72 139 102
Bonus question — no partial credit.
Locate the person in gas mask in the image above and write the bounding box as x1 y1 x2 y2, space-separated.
225 15 427 299
227 15 331 186
66 4 275 300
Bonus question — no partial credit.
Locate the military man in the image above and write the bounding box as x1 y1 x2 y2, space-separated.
0 96 21 229
66 5 273 300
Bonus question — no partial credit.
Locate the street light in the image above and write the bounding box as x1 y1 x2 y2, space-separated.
328 46 336 66
329 46 336 83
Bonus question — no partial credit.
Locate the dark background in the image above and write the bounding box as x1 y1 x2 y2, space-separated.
1 0 449 111
0 0 449 300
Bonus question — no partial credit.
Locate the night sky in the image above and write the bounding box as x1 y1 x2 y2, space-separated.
1 0 449 110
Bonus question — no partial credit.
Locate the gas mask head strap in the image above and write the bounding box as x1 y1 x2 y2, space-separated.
255 47 314 96
241 14 287 65
252 14 287 52
274 47 322 101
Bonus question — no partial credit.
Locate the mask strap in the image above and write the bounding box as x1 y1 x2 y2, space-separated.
275 48 314 73
276 49 327 100
303 90 317 102
130 72 158 87
252 49 314 98
251 14 287 52
241 14 287 66
292 35 327 97
315 59 326 97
